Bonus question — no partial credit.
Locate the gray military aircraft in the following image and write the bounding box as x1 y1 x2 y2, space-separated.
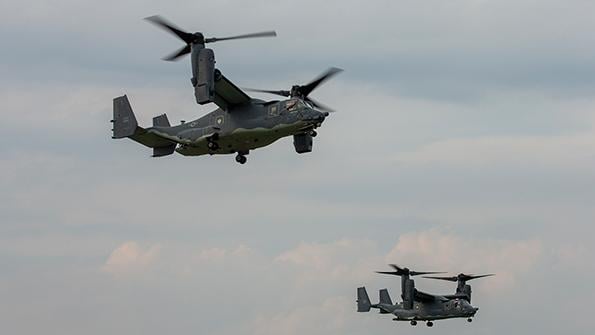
357 264 492 327
111 16 342 164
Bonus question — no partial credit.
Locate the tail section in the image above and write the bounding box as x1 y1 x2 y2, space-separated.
112 95 139 138
379 288 393 305
150 114 176 157
378 289 393 314
357 287 372 312
111 95 177 157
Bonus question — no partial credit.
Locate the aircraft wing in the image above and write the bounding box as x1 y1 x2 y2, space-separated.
444 293 470 301
211 72 251 110
414 289 447 303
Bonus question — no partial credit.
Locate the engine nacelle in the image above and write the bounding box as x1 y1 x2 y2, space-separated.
462 284 472 303
403 279 415 310
293 133 313 153
194 48 216 105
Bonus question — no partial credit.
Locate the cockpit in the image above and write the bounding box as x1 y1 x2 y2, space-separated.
285 99 312 112
282 98 328 124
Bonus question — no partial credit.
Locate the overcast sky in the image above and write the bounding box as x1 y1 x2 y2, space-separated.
1 1 595 334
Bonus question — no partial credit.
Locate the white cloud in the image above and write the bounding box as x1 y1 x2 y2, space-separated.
103 241 161 275
385 230 543 292
251 296 351 335
275 239 382 286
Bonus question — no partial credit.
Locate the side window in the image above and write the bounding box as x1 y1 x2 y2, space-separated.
269 104 279 117
286 100 298 112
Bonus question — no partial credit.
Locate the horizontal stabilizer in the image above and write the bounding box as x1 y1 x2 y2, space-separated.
153 144 176 157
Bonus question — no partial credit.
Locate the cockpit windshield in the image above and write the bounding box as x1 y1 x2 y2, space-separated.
286 99 308 112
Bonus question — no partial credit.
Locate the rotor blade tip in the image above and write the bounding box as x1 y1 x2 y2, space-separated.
144 15 161 22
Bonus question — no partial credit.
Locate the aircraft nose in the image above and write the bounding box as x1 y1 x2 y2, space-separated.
306 109 327 121
315 110 329 121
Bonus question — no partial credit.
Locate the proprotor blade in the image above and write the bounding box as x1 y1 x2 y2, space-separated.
410 270 446 276
459 274 495 281
423 273 495 282
378 264 445 277
423 275 459 282
205 31 277 43
245 67 342 112
246 67 343 100
297 67 343 98
145 15 195 44
305 97 335 113
162 44 192 61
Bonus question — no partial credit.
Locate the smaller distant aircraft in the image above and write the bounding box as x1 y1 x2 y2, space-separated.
357 264 493 327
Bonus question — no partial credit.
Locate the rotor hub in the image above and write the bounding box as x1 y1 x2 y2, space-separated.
191 32 205 44
244 68 343 113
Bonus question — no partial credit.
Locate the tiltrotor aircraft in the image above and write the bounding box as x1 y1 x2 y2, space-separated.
111 16 342 164
357 264 493 327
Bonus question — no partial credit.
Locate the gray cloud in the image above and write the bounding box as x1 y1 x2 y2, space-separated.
1 0 594 334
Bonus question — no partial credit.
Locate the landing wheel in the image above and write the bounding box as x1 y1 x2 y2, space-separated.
214 69 222 81
410 320 417 326
309 130 318 137
235 154 247 164
467 318 473 323
426 321 433 327
207 141 219 150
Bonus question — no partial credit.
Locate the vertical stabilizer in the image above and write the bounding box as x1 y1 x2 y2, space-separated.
379 289 393 305
357 287 372 312
153 114 171 127
112 95 138 138
378 289 393 314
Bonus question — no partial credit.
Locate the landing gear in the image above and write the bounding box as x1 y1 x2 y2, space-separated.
235 154 247 164
426 321 434 327
410 320 417 326
235 150 248 164
309 130 318 137
467 318 473 323
207 141 219 150
207 133 220 151
213 69 222 81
